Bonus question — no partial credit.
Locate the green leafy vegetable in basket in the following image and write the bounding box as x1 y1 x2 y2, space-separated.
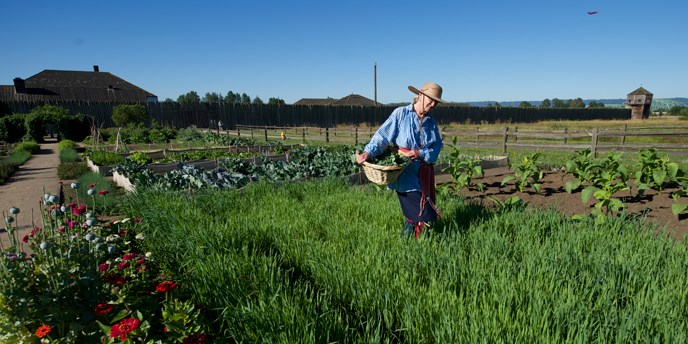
367 145 408 166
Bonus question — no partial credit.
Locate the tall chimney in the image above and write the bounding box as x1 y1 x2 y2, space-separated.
13 77 26 93
93 65 99 72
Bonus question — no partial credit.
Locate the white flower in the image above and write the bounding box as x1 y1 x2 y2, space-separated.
70 182 80 189
135 233 145 240
145 252 152 258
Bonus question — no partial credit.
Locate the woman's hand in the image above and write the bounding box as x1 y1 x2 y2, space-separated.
399 148 421 160
356 151 369 164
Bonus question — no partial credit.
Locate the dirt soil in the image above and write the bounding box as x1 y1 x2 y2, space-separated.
437 167 688 241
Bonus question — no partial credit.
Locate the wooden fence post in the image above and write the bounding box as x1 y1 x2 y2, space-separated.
326 127 330 143
302 128 306 143
502 126 509 154
621 124 627 147
591 128 598 157
475 127 480 145
237 127 241 137
355 127 359 145
514 126 518 142
264 126 268 142
563 127 568 144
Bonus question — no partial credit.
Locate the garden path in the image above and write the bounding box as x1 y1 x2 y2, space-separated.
0 139 61 252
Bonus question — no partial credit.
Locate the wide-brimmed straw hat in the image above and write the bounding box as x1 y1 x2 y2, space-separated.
408 82 445 103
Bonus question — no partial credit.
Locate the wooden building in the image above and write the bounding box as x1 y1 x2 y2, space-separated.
626 87 653 119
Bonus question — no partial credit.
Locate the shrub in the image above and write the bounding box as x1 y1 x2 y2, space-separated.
58 139 77 152
175 125 203 142
112 104 148 127
1 150 31 166
14 141 40 154
0 114 28 143
86 150 124 166
57 161 89 180
59 147 80 163
0 163 18 184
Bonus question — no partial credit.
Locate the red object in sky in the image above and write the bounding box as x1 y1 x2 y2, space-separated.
587 10 599 15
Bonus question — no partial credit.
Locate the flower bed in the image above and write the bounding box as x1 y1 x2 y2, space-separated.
0 191 210 342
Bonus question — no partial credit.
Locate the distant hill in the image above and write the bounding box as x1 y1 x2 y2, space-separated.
466 98 688 111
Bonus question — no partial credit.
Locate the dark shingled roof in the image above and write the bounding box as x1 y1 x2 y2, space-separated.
293 94 381 106
0 69 157 102
628 87 653 96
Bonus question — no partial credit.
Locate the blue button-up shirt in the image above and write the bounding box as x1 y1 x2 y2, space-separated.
364 104 443 192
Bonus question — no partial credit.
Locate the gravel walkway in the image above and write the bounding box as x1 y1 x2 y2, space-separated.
0 139 62 251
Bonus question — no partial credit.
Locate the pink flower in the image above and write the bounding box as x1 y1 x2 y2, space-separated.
99 190 110 195
73 205 86 216
67 220 77 229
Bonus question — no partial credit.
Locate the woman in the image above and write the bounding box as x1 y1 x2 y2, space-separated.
356 82 445 239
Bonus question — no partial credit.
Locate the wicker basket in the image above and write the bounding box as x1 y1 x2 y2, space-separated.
361 161 407 185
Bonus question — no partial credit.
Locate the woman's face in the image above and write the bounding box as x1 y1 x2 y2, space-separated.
417 93 438 116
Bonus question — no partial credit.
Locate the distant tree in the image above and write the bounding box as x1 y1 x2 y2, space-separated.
241 93 251 105
252 97 264 105
226 91 238 104
552 98 567 108
177 91 200 104
268 97 286 106
162 98 174 103
203 92 223 103
540 98 551 108
519 101 533 108
112 104 148 127
668 106 688 117
587 101 605 108
569 98 585 108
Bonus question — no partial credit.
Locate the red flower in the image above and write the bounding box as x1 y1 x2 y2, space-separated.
117 261 130 270
93 303 114 316
134 217 143 223
35 324 52 338
22 235 29 243
99 263 111 271
99 190 110 195
135 257 146 265
109 317 141 341
89 183 96 188
183 333 209 344
102 273 130 285
156 281 178 293
67 220 77 229
122 253 139 261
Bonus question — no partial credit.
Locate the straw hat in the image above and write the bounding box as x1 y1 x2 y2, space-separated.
408 82 445 103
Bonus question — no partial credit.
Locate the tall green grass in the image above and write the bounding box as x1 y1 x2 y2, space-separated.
121 179 688 343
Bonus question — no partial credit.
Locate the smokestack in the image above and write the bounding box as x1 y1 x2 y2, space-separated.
374 62 377 105
13 77 26 93
93 65 99 72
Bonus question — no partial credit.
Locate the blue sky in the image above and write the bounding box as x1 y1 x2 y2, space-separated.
2 1 686 104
